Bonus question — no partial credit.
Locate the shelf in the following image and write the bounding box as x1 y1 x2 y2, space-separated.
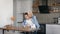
32 11 39 14
48 3 60 6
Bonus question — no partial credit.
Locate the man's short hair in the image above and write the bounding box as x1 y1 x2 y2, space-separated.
24 13 28 15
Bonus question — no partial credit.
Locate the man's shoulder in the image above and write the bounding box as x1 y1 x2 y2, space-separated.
32 15 36 18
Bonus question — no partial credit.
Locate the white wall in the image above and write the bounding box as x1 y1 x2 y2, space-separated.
0 0 13 27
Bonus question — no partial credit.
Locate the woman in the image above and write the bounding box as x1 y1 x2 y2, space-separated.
27 11 40 29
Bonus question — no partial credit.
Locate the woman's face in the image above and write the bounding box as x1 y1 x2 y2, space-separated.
28 12 33 18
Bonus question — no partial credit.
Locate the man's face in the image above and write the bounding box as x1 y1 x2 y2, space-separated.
25 15 30 19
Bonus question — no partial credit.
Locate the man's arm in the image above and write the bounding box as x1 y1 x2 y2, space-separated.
21 20 31 31
32 16 40 29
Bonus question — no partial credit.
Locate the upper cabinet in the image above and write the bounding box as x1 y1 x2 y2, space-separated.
32 0 60 13
33 0 60 7
33 0 39 8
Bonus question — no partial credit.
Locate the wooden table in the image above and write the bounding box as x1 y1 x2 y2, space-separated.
0 28 20 34
0 25 32 34
0 25 41 34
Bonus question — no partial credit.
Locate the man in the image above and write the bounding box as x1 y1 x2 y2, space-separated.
22 11 40 34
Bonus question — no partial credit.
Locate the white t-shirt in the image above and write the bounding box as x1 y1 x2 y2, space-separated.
25 19 36 29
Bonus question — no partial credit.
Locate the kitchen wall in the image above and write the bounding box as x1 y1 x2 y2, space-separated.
13 0 33 26
35 13 60 24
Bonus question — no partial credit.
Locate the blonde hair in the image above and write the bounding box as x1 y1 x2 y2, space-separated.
27 11 33 16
